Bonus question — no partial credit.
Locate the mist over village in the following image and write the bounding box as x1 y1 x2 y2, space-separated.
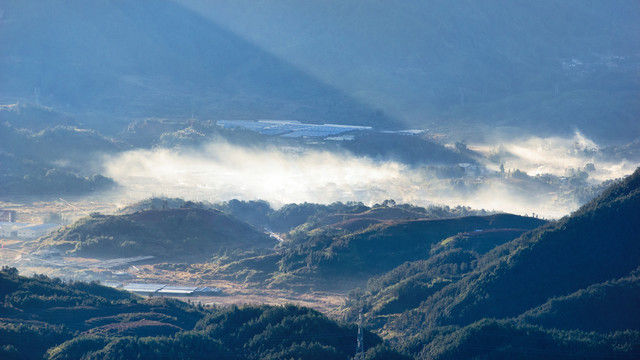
1 1 640 359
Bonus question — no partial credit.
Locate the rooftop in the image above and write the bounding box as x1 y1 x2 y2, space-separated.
216 119 371 139
122 283 166 292
158 286 198 294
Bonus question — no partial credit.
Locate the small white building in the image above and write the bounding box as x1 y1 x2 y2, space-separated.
0 222 28 238
158 286 199 296
16 223 61 239
122 283 166 294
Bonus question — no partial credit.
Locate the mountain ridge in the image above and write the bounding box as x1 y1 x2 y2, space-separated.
0 0 399 134
38 208 275 260
345 168 640 355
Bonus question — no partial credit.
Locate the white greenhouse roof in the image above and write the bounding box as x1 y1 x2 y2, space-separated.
158 286 198 294
123 283 166 292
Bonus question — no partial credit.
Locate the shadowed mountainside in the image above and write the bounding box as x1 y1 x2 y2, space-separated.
417 167 640 329
0 268 406 360
179 0 640 143
0 0 398 134
343 167 640 359
2 1 638 141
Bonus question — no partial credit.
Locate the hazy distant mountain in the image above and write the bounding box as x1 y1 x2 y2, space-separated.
0 0 398 134
0 103 77 131
0 120 119 196
179 0 640 143
2 0 637 141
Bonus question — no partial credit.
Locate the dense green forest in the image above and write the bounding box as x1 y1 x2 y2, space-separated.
124 197 496 233
342 167 640 359
38 208 275 260
0 267 406 359
273 214 545 288
46 198 542 290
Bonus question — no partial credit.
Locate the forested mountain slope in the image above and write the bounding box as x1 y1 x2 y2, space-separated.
275 214 545 288
38 208 275 260
344 168 640 358
416 167 640 328
517 272 640 333
0 268 406 360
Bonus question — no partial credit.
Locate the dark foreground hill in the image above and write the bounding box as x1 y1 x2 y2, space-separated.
404 319 640 360
0 267 407 360
517 272 640 333
345 167 640 359
419 168 640 328
38 208 276 260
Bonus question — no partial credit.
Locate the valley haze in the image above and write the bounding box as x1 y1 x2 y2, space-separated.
102 131 638 219
0 1 639 359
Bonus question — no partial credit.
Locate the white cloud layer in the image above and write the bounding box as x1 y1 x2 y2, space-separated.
473 131 638 181
103 134 638 219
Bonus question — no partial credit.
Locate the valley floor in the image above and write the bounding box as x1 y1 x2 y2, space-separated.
130 264 348 316
0 234 348 317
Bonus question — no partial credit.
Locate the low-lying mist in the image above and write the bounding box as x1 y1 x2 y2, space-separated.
104 142 412 207
103 133 638 219
473 131 638 182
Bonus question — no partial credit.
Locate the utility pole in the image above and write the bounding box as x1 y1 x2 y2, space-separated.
356 309 364 359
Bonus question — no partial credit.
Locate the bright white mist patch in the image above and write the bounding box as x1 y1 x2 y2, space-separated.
472 131 638 182
104 143 415 207
103 137 637 219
